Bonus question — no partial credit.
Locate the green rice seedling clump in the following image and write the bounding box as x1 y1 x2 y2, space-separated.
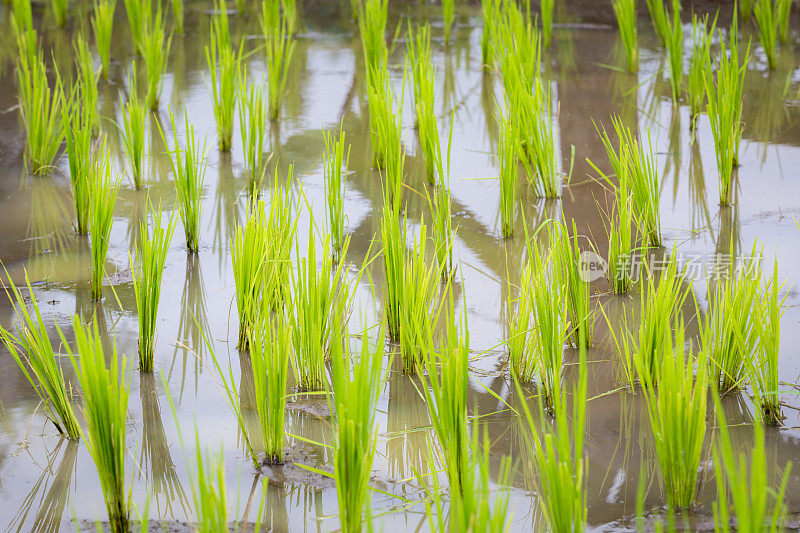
121 65 147 189
141 5 171 110
89 138 120 300
442 0 456 45
74 36 100 133
367 64 404 172
65 316 130 533
687 14 715 127
552 221 594 347
426 174 456 282
645 0 669 46
480 0 498 69
92 0 116 80
541 0 554 48
132 207 177 372
171 0 184 35
262 4 296 121
232 201 270 350
498 112 518 238
205 37 240 151
190 436 228 532
380 201 405 341
754 0 779 70
323 127 350 262
12 0 37 65
64 99 95 234
407 24 441 186
776 0 792 43
50 0 68 26
605 188 636 294
613 0 638 72
357 0 388 80
162 109 207 253
124 0 152 55
238 79 268 199
0 272 80 439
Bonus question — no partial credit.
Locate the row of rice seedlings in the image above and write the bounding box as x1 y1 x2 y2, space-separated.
121 65 147 189
249 313 291 464
327 323 385 533
64 98 95 234
0 272 80 439
65 316 131 533
356 0 388 80
517 327 588 531
89 138 120 300
141 4 171 110
712 399 792 531
171 0 184 35
594 116 662 247
704 21 749 205
132 207 177 372
367 64 404 172
497 113 518 239
323 127 350 262
91 0 116 80
540 0 554 48
686 14 715 127
551 221 594 347
205 32 241 152
190 435 228 532
262 3 296 121
636 320 708 509
15 44 65 175
612 0 638 72
442 0 456 45
380 200 405 341
238 79 268 198
50 0 68 26
407 24 440 186
426 169 456 281
162 109 207 253
124 0 151 55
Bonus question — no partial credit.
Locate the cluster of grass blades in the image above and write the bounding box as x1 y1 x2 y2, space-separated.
65 316 131 533
520 79 568 198
190 435 228 532
605 185 636 294
0 272 81 439
367 64 404 172
15 44 65 176
498 111 518 239
64 96 96 235
49 0 68 26
540 0 554 49
171 0 184 35
91 0 116 80
238 78 268 199
323 127 350 262
442 0 456 45
426 165 456 281
645 0 669 46
262 0 298 37
205 32 241 152
551 220 594 348
776 0 792 43
262 181 297 309
636 320 708 509
89 138 120 300
141 5 172 110
753 0 792 69
12 0 36 64
249 313 291 464
356 0 388 80
262 2 296 121
407 24 441 186
704 20 749 205
211 0 232 50
120 65 147 189
380 199 405 342
132 206 177 372
646 0 682 102
479 0 498 70
74 36 100 133
712 398 792 531
687 14 715 128
612 0 638 73
161 109 207 253
124 0 152 55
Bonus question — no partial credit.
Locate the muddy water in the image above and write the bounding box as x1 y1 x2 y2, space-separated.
0 1 799 531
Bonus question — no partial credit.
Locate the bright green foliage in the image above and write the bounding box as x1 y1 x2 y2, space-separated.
498 113 517 238
442 0 456 45
205 36 240 151
645 0 669 45
0 272 80 439
92 0 116 80
74 36 100 133
741 0 755 21
232 201 270 350
50 0 68 26
776 0 792 43
65 316 130 533
249 314 291 464
356 0 388 81
645 0 682 101
121 66 147 189
89 138 120 300
613 0 638 72
518 79 563 198
552 221 594 348
262 3 296 121
367 64 403 172
171 0 184 35
407 24 441 185
124 0 151 55
12 0 36 65
637 321 707 509
541 0 554 48
162 109 207 252
754 0 779 70
712 401 792 532
480 0 498 69
687 14 715 125
141 5 171 110
380 201 405 341
64 97 95 234
426 173 456 282
323 127 350 262
329 324 385 533
191 437 228 532
262 181 296 310
238 80 268 198
606 187 636 294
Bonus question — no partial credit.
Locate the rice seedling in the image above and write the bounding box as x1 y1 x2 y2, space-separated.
754 0 779 70
518 79 564 198
161 109 207 253
498 113 518 239
407 24 441 186
50 0 68 26
11 0 36 64
613 0 638 72
328 323 385 533
132 207 177 372
749 257 786 425
190 435 228 532
712 398 792 532
263 180 297 310
442 0 456 45
238 80 268 198
552 221 594 348
205 36 240 152
605 189 636 293
0 272 80 439
687 14 715 127
249 313 291 464
541 0 554 49
506 266 533 380
480 0 497 70
323 128 350 262
124 0 152 55
16 48 65 175
141 5 171 110
659 0 683 102
741 0 756 21
89 138 120 300
426 173 456 282
380 201 405 342
231 201 270 350
64 100 95 234
636 320 708 509
171 0 184 35
776 0 792 43
262 3 296 121
644 0 669 46
367 64 404 172
212 0 231 51
91 0 116 80
121 66 147 189
74 36 100 132
357 0 388 78
65 316 130 533
704 24 748 205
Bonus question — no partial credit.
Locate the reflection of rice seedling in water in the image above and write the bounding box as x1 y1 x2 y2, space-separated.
141 5 172 110
89 138 120 300
171 0 184 35
249 314 291 464
121 65 147 189
328 323 385 533
238 79 268 199
712 399 792 531
262 4 296 121
124 0 152 55
0 272 81 439
612 0 638 72
15 45 65 175
541 0 554 49
132 206 177 372
190 434 228 532
65 316 130 533
380 201 405 342
92 0 116 80
687 14 714 128
399 220 437 373
749 257 786 425
442 0 456 45
498 112 518 238
64 101 95 235
49 0 68 26
704 20 748 205
407 24 440 186
636 320 707 509
323 127 350 262
205 33 240 152
754 0 779 70
161 109 207 253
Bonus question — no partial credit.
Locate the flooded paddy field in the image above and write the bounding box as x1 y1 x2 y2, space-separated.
0 0 800 531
